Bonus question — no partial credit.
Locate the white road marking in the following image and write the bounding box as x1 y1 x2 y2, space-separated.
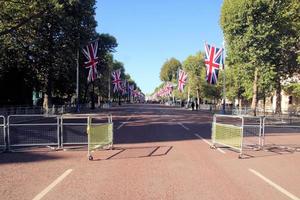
32 169 73 200
117 116 132 130
177 122 189 130
249 168 300 200
194 134 226 154
117 122 126 130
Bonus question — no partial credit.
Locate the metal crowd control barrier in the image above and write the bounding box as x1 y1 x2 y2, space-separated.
87 115 113 160
60 114 112 148
0 116 6 151
7 115 60 151
60 115 89 147
211 114 264 158
262 116 300 151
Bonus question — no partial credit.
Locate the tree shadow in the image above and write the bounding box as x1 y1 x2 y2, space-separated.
0 150 63 164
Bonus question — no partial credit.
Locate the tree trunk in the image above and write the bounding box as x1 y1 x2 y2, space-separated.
275 79 282 115
187 86 190 108
263 95 266 116
197 88 200 106
251 68 258 116
42 94 49 114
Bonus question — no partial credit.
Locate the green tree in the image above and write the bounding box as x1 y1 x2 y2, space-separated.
221 0 300 115
0 0 98 106
182 52 204 104
160 58 182 82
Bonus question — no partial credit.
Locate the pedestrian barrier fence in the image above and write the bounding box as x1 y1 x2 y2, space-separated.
7 115 60 151
0 116 5 151
211 114 264 158
87 115 113 160
263 116 300 150
60 114 113 148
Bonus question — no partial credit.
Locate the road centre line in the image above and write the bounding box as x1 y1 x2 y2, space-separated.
32 169 73 200
177 122 189 130
249 168 300 200
194 134 226 154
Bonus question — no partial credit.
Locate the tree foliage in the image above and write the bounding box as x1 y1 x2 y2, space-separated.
0 0 140 106
220 0 300 114
160 58 182 82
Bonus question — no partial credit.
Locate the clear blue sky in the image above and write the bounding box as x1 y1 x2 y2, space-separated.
95 0 224 94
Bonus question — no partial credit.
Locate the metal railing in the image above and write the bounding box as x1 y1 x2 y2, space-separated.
7 115 60 150
0 116 5 151
60 114 112 148
211 114 264 158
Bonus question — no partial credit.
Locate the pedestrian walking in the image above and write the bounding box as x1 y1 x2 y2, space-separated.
191 101 195 111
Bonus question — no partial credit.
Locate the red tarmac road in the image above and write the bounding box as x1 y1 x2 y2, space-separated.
0 104 299 200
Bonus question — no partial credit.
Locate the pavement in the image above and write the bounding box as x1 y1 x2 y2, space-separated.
0 104 299 200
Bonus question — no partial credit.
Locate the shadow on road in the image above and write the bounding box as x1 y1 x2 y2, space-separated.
0 151 62 164
90 145 173 161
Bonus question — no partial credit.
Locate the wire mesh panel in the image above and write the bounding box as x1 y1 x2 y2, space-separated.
212 115 264 157
87 115 113 160
61 114 112 148
263 116 300 152
0 116 5 151
213 123 242 150
242 116 263 150
212 115 243 154
7 115 59 150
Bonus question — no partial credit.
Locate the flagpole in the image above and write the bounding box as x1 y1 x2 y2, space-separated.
222 40 226 114
76 46 80 112
108 69 111 106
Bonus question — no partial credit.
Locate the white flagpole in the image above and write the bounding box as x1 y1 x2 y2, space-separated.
222 40 226 114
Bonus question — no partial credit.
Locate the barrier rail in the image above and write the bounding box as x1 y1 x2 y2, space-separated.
262 116 300 150
0 116 5 151
7 115 60 151
60 114 112 148
87 115 113 160
211 114 264 158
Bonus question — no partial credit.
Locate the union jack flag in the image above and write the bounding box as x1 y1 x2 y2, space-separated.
112 69 122 93
204 43 223 84
82 40 99 82
129 84 134 92
121 80 128 95
177 69 188 92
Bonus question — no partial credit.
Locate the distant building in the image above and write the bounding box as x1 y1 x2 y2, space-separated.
257 74 300 115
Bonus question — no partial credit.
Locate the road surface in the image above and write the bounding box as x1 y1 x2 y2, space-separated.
0 104 299 200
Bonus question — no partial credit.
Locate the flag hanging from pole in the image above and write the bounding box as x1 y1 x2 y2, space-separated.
112 69 122 93
204 43 223 84
121 80 127 95
177 69 188 92
82 40 99 82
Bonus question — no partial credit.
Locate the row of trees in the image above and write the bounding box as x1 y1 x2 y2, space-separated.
153 0 299 114
0 0 140 106
153 55 222 106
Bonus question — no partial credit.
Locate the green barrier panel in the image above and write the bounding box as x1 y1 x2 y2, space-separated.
87 116 113 160
213 122 242 151
88 123 113 151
